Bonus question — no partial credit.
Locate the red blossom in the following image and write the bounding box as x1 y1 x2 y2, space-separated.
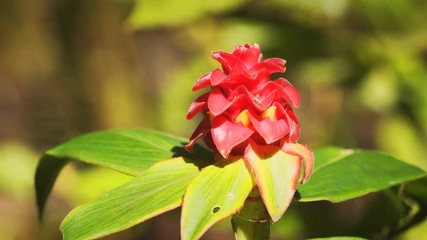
186 44 303 159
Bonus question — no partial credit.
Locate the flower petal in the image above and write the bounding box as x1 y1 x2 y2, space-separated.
249 112 290 144
264 58 286 71
212 51 238 74
186 92 210 120
185 117 211 152
211 115 254 158
248 58 286 76
231 85 274 112
259 79 300 108
281 142 314 184
233 45 259 69
275 78 300 108
282 106 300 141
207 69 227 87
244 142 301 222
207 88 233 116
245 43 261 60
192 69 226 91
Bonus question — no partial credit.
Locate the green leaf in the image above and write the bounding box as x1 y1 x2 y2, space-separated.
60 157 206 240
297 148 426 202
245 143 300 222
47 128 210 176
181 158 253 240
35 128 212 218
311 146 355 171
35 155 68 218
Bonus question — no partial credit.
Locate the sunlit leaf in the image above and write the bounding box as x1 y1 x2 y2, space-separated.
47 129 210 175
245 143 300 222
35 129 212 218
181 158 253 240
298 149 426 202
61 157 207 240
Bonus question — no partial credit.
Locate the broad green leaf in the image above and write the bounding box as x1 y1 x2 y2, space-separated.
245 143 300 222
47 128 211 176
35 155 69 217
298 149 426 202
35 129 212 218
61 157 206 240
181 158 253 240
311 146 355 171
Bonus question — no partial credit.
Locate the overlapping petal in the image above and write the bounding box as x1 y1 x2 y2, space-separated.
211 115 254 158
185 117 210 153
192 69 226 91
281 142 314 184
186 92 210 120
249 112 290 144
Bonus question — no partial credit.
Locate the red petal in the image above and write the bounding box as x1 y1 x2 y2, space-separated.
249 112 290 144
211 115 254 158
234 46 259 69
192 69 226 91
185 117 211 152
264 58 286 71
230 85 274 112
207 86 257 117
260 79 300 108
246 43 261 60
274 104 300 141
281 142 314 184
186 92 210 120
248 59 286 76
207 69 227 87
219 71 254 88
275 78 300 108
284 106 300 141
212 51 237 74
207 88 233 116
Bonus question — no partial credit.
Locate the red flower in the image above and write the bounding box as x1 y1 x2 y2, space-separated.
186 44 303 156
185 43 314 222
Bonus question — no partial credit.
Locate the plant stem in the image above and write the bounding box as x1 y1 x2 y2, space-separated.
232 188 271 240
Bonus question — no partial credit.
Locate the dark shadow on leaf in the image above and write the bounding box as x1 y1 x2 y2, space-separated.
172 142 214 169
293 190 301 200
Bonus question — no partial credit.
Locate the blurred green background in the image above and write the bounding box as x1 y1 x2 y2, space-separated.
1 0 427 239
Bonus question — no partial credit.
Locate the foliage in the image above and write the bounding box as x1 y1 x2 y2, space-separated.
35 129 426 239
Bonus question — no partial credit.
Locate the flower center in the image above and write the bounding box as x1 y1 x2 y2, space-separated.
261 106 277 121
235 109 251 127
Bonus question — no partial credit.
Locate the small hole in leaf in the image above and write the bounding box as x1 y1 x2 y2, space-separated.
212 206 221 213
228 194 234 199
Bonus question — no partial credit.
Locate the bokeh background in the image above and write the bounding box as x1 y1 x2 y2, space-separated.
1 0 427 239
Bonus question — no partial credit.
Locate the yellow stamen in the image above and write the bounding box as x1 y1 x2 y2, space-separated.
261 106 277 121
235 109 251 126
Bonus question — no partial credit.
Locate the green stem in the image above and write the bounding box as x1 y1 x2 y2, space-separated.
232 188 271 240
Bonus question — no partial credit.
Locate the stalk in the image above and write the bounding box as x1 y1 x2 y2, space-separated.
232 188 271 240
